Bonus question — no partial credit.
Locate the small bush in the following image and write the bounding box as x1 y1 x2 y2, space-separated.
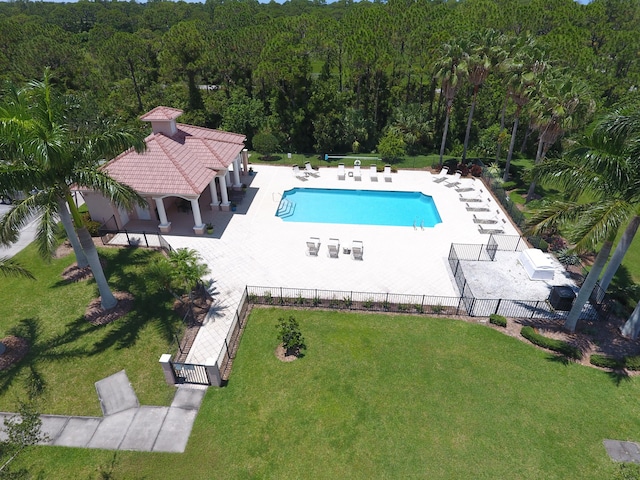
276 315 306 355
556 248 581 266
470 164 483 177
520 326 582 359
590 354 623 369
431 304 445 314
489 314 507 328
625 355 640 370
81 213 101 237
501 181 517 190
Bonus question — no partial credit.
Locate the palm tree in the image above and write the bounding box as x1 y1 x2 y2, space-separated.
461 29 501 163
434 40 468 167
0 70 146 310
526 72 595 202
528 121 639 333
0 257 34 279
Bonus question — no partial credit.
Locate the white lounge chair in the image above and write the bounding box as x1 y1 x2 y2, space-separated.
478 225 504 235
337 163 345 180
292 164 308 181
383 165 392 182
472 214 499 225
444 171 462 187
465 202 491 212
459 191 487 203
328 238 340 258
353 164 362 181
432 166 449 183
369 164 378 181
304 162 319 177
306 237 320 256
351 240 363 260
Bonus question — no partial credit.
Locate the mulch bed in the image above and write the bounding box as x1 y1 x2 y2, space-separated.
274 344 302 362
0 336 29 371
84 292 135 326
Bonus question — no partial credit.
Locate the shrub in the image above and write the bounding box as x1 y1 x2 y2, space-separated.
276 315 306 355
589 354 623 369
556 248 581 266
625 356 640 370
81 213 101 237
470 164 483 177
431 304 445 314
489 314 507 328
253 131 279 158
520 326 582 359
501 181 517 190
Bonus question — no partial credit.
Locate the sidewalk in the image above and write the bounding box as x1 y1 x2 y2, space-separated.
0 370 206 453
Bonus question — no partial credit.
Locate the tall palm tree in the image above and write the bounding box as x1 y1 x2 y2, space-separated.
434 40 468 167
0 70 146 310
528 122 639 333
526 72 595 202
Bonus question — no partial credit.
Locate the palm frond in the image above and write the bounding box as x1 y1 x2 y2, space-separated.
0 256 35 279
72 169 147 210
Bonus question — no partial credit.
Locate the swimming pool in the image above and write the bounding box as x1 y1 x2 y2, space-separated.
276 188 442 227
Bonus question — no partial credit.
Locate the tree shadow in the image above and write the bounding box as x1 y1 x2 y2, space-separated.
607 369 632 386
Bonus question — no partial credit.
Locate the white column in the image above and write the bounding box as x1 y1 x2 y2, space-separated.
154 197 171 233
219 174 230 210
190 198 205 234
209 177 220 210
232 157 241 188
242 148 249 174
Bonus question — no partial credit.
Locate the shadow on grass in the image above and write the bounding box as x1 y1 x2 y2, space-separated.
607 369 632 386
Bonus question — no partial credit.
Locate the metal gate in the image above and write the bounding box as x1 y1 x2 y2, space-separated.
170 361 210 385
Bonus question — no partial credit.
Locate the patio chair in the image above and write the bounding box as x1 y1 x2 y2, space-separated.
306 236 321 256
292 164 308 181
304 162 319 177
369 164 378 181
328 238 340 258
478 225 504 235
383 165 392 182
472 214 499 225
465 202 491 212
444 170 462 188
337 163 346 180
459 191 487 203
351 240 364 260
353 164 362 181
432 166 449 183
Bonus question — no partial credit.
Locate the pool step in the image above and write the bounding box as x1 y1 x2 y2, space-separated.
276 199 296 218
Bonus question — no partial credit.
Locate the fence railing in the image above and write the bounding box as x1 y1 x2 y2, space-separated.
216 288 250 381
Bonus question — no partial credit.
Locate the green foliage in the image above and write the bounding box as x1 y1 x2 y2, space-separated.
81 212 101 237
556 248 581 266
377 129 406 163
489 314 507 328
520 326 582 359
590 354 640 371
275 315 306 354
0 401 47 476
252 131 279 158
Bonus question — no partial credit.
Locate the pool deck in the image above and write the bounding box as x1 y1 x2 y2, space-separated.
161 164 520 366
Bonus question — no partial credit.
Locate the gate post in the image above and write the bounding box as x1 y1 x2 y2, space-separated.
159 354 177 385
205 357 222 387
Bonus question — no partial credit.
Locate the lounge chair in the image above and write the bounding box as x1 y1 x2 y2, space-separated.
369 164 378 181
432 166 449 183
444 171 462 187
384 165 392 182
306 237 320 256
478 225 504 235
465 202 491 212
337 163 345 180
351 240 363 260
328 238 340 258
304 162 319 177
292 164 308 181
459 191 487 203
472 214 499 225
353 164 362 181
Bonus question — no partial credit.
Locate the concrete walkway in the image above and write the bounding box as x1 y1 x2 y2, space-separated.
0 370 206 453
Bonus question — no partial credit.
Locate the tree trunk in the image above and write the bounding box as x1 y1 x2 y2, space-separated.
503 111 520 182
77 226 117 310
439 105 452 167
57 197 88 268
621 301 640 340
128 59 144 113
599 215 640 293
564 240 613 332
496 95 508 163
520 122 532 152
525 139 546 202
462 87 478 162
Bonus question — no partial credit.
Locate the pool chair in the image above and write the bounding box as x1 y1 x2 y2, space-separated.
328 238 340 258
337 163 346 180
353 164 362 181
472 214 499 225
465 202 491 212
444 171 462 188
384 165 392 182
432 166 449 183
459 191 487 203
306 236 321 256
478 225 505 235
304 162 319 177
351 240 364 260
292 164 308 181
369 164 378 181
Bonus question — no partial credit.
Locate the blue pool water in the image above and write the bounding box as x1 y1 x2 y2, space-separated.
276 188 442 227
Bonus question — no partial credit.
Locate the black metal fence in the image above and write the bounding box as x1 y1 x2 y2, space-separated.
216 288 251 380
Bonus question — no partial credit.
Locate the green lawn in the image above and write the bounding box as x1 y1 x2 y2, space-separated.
16 308 640 479
0 244 181 415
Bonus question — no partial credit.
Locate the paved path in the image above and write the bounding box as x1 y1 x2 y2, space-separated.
0 370 206 452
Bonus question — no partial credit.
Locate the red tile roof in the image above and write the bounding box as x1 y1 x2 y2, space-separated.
139 106 183 122
103 122 246 197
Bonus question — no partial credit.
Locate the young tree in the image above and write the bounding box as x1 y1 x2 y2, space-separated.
0 402 48 476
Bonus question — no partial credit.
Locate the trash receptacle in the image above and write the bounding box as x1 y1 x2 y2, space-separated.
549 286 576 311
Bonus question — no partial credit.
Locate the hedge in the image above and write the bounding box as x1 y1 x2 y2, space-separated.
489 314 507 328
590 354 640 370
520 326 582 360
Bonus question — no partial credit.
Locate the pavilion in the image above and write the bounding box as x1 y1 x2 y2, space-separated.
80 106 248 234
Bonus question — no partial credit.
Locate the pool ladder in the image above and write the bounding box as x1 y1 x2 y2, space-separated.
276 198 296 218
413 219 424 231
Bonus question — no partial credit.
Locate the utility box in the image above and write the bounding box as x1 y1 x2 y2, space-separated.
549 286 576 311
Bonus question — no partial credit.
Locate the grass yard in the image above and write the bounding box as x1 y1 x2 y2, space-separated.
0 244 181 416
16 308 640 479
